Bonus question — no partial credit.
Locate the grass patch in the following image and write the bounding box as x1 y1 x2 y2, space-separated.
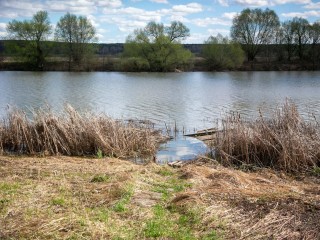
112 186 133 213
93 207 109 222
157 168 174 176
0 182 20 194
90 174 110 183
51 197 66 206
144 204 199 239
96 149 103 159
203 230 223 240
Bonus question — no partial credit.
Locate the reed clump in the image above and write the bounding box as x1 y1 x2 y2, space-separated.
214 100 320 173
0 105 161 158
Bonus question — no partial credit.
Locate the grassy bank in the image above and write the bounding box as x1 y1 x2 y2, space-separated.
0 102 319 239
0 156 319 239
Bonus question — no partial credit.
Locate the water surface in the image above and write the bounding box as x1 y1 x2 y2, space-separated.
1 71 319 161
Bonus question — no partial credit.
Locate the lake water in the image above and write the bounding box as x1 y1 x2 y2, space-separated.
1 71 320 161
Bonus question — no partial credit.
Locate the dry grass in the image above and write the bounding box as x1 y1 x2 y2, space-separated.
0 156 319 239
0 156 210 239
214 100 320 173
179 158 320 239
0 105 162 158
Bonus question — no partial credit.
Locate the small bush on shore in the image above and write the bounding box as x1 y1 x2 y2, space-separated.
214 100 320 173
0 105 161 158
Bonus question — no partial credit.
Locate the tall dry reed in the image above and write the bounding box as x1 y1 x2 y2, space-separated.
0 105 161 158
214 100 320 172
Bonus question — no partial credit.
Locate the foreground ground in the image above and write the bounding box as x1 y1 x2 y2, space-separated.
0 156 319 239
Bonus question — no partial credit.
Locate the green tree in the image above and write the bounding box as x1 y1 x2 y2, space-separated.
122 21 192 72
202 34 245 70
55 13 97 70
231 8 280 61
6 11 52 69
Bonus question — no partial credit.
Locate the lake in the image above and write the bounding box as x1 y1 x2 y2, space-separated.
1 71 319 161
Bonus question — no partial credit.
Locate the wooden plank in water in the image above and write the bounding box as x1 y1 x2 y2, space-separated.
184 128 218 137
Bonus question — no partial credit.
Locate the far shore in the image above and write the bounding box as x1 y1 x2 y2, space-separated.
1 57 320 72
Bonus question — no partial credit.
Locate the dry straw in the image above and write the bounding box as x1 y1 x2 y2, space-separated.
0 105 161 158
214 100 320 173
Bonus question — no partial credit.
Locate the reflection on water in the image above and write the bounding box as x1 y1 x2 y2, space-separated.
156 137 208 163
1 71 319 161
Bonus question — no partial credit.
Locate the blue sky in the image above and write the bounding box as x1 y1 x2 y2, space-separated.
0 0 320 43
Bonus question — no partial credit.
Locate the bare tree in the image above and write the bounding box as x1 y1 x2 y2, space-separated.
291 17 310 60
55 13 97 70
231 8 280 61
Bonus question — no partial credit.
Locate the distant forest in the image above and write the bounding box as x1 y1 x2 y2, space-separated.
0 40 204 56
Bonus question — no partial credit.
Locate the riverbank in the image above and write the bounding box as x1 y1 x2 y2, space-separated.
1 156 319 239
1 57 320 72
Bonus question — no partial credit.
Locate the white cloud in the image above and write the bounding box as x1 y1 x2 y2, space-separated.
234 0 310 7
235 0 268 7
0 0 44 18
172 3 203 15
208 28 230 36
191 17 232 27
304 2 320 9
271 0 311 4
282 10 320 18
168 15 190 22
222 12 237 20
96 0 122 8
217 0 229 6
87 15 100 28
0 23 7 38
45 0 97 15
150 0 168 3
101 3 203 34
0 23 7 30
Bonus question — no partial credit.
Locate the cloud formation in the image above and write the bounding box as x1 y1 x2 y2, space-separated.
1 0 319 43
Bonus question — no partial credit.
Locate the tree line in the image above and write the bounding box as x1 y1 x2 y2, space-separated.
1 8 320 71
5 11 96 70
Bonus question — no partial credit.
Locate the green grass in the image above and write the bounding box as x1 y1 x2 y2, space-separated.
203 230 222 240
51 197 66 206
157 168 174 176
112 186 133 213
93 207 109 222
143 204 199 239
312 167 320 176
0 182 20 194
91 174 110 183
96 149 103 159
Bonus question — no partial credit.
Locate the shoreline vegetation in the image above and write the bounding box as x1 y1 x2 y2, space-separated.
0 102 319 239
0 105 165 159
0 101 319 173
1 42 320 72
1 8 320 72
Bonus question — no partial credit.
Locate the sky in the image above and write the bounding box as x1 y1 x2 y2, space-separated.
0 0 320 43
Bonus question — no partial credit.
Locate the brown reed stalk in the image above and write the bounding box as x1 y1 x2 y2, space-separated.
0 105 161 158
214 100 320 173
